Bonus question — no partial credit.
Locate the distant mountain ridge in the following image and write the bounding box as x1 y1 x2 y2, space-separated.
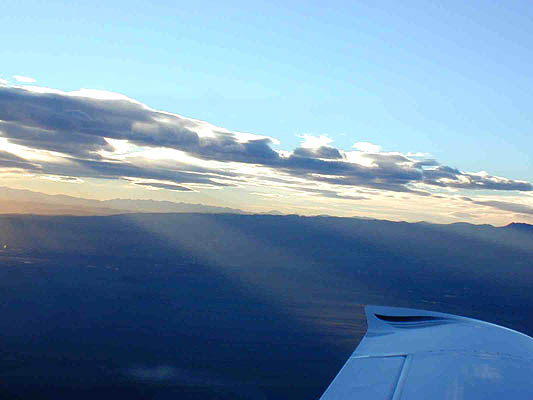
0 186 247 216
505 222 533 232
0 212 530 262
0 187 531 230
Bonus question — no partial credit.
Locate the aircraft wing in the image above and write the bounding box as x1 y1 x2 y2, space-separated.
320 305 533 400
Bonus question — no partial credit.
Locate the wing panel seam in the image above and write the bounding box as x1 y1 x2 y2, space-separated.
391 354 411 400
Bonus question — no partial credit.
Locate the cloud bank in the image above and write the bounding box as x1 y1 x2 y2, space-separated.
0 84 531 220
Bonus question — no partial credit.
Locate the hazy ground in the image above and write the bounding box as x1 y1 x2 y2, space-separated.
0 214 531 399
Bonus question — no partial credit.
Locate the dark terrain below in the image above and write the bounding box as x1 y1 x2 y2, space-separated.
0 213 531 399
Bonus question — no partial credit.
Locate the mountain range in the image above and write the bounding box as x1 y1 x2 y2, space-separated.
0 186 247 215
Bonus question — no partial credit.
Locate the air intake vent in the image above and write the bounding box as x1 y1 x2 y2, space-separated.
375 314 447 323
375 313 450 328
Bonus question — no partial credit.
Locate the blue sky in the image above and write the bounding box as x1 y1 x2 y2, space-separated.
1 1 532 223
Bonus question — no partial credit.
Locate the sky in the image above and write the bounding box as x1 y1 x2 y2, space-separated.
1 0 532 224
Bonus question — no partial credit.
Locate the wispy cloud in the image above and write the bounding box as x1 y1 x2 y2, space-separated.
473 200 533 216
12 75 36 83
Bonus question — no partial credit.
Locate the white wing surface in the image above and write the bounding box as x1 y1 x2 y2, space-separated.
320 305 533 400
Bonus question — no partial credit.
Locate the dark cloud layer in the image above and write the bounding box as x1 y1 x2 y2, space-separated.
0 120 112 158
474 200 533 216
0 150 40 170
0 86 531 196
292 146 343 160
133 182 194 192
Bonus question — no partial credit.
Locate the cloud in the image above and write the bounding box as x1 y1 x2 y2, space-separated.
298 134 333 149
422 166 532 191
353 141 381 152
0 150 41 170
0 78 7 85
132 182 195 191
13 75 36 83
251 192 284 198
295 187 368 200
0 120 113 158
292 145 343 160
0 84 530 202
42 175 83 183
473 200 533 216
450 211 480 219
407 151 431 158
